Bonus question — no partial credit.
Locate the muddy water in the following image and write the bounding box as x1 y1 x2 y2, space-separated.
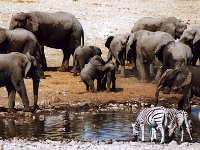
0 107 200 143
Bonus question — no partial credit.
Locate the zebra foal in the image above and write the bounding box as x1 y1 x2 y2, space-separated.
131 106 167 143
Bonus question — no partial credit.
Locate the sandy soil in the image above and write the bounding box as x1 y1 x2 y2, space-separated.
0 0 199 109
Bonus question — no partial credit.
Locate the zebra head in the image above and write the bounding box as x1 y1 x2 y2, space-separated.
131 122 139 140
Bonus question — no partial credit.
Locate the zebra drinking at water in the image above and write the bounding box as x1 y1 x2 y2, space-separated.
166 108 193 142
131 106 168 143
131 107 193 143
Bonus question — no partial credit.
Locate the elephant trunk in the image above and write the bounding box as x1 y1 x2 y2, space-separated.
112 51 122 65
155 85 162 106
33 78 39 111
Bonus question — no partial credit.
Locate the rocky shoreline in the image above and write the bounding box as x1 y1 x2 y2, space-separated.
0 139 200 150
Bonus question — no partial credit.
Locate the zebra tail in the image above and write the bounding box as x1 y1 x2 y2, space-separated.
164 109 168 128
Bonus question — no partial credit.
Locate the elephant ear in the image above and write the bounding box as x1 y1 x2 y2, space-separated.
105 36 114 49
193 30 200 45
160 22 176 38
126 33 136 54
26 13 39 32
172 66 192 89
24 52 38 77
0 28 6 44
24 52 32 77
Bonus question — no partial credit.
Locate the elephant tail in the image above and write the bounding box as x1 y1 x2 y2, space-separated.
81 29 84 46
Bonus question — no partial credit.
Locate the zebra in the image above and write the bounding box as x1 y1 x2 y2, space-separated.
167 108 193 142
131 106 168 143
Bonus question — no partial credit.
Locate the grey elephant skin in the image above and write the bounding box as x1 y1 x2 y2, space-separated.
101 61 116 92
80 55 115 92
131 17 187 39
127 30 174 83
179 26 200 66
9 11 84 72
72 46 102 76
155 65 200 111
0 52 40 112
0 27 46 72
156 41 192 73
105 33 136 77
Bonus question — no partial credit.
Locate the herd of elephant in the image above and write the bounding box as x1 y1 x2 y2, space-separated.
0 10 200 113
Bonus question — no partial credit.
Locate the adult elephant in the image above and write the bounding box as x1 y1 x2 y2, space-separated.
0 27 46 74
72 45 102 76
156 41 192 74
131 17 187 39
126 30 174 83
105 33 136 77
9 11 84 72
0 52 40 112
155 65 200 111
80 55 115 92
179 26 200 66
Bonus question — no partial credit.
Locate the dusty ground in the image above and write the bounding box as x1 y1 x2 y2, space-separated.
0 0 200 110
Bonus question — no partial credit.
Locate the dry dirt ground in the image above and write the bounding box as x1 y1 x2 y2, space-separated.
0 0 199 110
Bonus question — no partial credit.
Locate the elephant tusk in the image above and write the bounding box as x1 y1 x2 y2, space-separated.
157 85 162 90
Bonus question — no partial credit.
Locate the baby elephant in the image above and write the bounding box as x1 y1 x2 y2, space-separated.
0 52 40 112
80 55 115 92
72 46 102 76
101 61 116 92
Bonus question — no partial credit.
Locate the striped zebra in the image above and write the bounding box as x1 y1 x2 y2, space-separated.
166 108 193 142
131 106 168 143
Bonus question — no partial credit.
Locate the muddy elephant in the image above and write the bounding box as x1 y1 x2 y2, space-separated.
0 52 40 112
9 11 84 72
105 33 136 77
72 45 102 76
156 41 192 73
179 26 200 66
155 65 200 111
126 30 174 83
80 55 115 92
0 27 46 74
131 17 187 39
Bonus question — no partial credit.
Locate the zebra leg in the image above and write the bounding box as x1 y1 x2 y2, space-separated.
140 124 145 142
158 127 165 144
180 127 184 143
184 118 193 141
150 128 157 142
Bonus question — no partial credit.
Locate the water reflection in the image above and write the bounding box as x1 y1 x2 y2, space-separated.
0 107 199 142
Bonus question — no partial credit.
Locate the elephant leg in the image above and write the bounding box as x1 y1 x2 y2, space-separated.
120 65 125 77
101 74 107 91
11 77 32 112
58 50 71 72
6 85 16 113
115 60 120 74
79 59 85 71
150 64 155 77
87 79 96 92
83 81 89 91
97 78 102 92
73 59 79 76
40 46 48 71
136 56 148 82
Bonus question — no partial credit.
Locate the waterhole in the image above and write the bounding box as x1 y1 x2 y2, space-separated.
0 107 200 142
